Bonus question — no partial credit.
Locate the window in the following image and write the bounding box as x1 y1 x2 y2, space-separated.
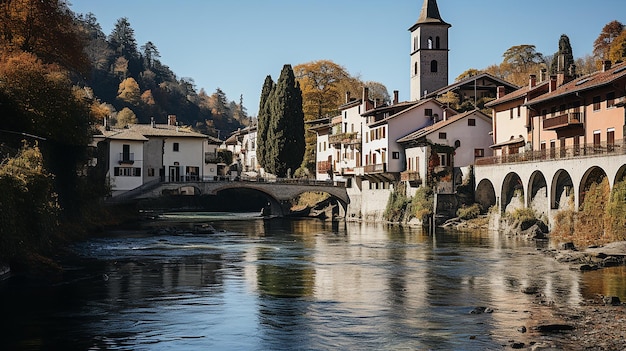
510 108 514 119
435 36 440 49
593 130 601 147
414 62 418 75
474 149 484 157
517 106 521 117
438 132 447 139
392 151 400 159
382 127 386 139
593 96 601 111
148 168 155 177
425 108 433 117
427 37 433 49
454 140 461 148
430 60 438 73
114 167 141 177
438 153 447 166
607 92 616 108
173 142 180 152
468 118 476 126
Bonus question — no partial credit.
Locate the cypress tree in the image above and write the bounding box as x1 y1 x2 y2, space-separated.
256 75 274 172
266 64 305 177
550 34 575 75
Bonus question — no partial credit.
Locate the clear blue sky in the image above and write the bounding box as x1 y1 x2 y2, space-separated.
69 0 626 116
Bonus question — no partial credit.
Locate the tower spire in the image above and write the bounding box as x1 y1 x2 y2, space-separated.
414 0 448 27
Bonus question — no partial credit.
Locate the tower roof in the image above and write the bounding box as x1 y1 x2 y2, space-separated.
409 0 450 30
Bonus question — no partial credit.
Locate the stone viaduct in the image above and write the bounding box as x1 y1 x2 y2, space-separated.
474 146 626 225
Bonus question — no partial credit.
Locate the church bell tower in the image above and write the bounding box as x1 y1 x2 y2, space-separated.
409 0 451 101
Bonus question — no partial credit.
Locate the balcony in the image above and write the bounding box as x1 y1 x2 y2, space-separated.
401 171 422 187
118 153 134 165
543 112 583 130
364 163 387 174
329 132 360 146
476 139 626 166
317 160 332 173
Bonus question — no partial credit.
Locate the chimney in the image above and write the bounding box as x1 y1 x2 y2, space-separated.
549 75 557 92
529 74 537 89
151 117 156 128
168 114 177 126
362 87 369 102
345 91 351 103
375 98 380 107
497 86 506 99
104 116 110 131
603 60 612 72
540 68 547 82
393 90 399 105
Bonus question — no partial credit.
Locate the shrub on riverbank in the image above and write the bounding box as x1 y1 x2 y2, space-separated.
0 144 59 266
384 182 409 222
552 178 626 247
411 186 434 222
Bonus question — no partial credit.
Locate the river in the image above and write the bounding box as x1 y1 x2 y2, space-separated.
1 212 625 350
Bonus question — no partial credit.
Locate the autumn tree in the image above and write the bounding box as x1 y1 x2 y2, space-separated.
264 65 305 177
455 68 482 81
550 34 575 74
115 107 137 127
0 0 88 72
593 20 624 61
609 30 626 62
117 77 141 105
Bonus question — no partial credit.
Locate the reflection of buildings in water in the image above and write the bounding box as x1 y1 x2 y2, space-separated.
105 257 225 301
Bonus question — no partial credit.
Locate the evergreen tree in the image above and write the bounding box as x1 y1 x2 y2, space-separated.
109 17 138 59
256 75 274 172
266 64 305 177
550 34 575 75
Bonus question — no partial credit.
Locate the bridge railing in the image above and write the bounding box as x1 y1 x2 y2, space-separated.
159 175 346 188
476 139 626 166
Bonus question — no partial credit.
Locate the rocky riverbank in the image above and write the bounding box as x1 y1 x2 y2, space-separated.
501 242 626 350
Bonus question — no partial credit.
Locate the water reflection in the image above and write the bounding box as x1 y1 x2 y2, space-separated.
0 214 624 350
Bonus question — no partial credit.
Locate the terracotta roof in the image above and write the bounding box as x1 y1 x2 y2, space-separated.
424 72 519 99
490 136 525 149
485 81 550 107
526 62 626 106
367 98 453 127
397 109 491 144
95 126 148 141
129 124 208 138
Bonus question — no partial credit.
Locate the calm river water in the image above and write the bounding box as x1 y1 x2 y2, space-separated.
1 212 625 350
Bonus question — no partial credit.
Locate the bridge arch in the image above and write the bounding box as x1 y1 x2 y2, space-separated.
475 178 496 212
579 166 608 208
615 164 626 184
551 169 574 211
528 170 548 216
502 172 524 213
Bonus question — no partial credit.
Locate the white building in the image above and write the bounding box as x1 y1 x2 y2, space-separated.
94 115 213 196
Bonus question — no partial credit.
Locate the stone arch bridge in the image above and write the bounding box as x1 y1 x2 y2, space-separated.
474 145 626 226
110 178 350 217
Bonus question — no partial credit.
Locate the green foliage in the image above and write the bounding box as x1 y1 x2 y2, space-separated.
457 203 481 220
411 186 434 221
0 144 59 261
507 207 537 223
263 64 305 177
604 178 626 241
384 183 409 222
256 75 274 171
549 34 575 74
217 149 233 166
